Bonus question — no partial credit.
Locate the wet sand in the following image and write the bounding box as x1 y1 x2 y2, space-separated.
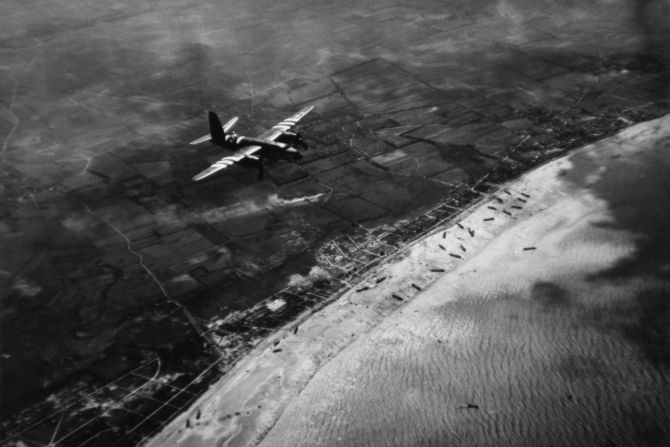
150 114 670 446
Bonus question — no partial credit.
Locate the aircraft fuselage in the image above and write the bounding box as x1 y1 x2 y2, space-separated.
220 136 303 160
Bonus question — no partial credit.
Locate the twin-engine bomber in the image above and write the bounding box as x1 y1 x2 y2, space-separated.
190 105 314 181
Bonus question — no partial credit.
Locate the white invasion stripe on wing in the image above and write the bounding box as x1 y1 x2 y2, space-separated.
257 105 314 141
193 165 226 181
241 145 262 156
213 158 237 167
192 154 245 181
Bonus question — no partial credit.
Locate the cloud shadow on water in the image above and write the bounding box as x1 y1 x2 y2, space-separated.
560 120 670 370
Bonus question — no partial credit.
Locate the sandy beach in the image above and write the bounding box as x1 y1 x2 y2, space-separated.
149 114 670 446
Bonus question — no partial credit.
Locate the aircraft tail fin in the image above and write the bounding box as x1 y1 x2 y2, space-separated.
208 111 226 145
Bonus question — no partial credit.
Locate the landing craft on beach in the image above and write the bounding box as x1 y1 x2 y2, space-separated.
190 105 314 181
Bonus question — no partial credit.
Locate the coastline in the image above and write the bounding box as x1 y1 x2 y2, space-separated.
148 113 670 446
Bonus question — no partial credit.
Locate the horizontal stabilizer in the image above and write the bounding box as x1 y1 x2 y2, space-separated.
190 134 211 145
223 116 239 133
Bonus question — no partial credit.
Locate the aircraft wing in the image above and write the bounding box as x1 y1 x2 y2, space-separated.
256 105 314 142
192 152 248 181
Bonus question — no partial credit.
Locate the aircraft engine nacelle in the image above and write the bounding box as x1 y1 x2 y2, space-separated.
276 131 307 149
266 141 301 159
239 156 262 168
276 131 298 143
240 138 304 160
284 146 303 160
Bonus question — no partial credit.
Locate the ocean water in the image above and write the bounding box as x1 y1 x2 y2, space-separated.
258 119 670 446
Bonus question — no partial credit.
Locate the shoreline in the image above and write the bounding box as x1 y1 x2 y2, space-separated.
147 194 499 446
143 113 670 446
254 113 670 446
3 0 670 443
